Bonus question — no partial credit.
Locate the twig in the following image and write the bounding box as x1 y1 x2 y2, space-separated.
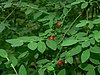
6 57 18 75
52 13 82 62
58 13 81 44
62 8 72 21
1 8 16 24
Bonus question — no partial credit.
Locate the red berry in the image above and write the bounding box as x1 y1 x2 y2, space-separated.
58 60 63 65
57 22 61 26
49 36 54 40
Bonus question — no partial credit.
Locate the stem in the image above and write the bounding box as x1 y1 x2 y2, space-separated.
58 13 81 44
1 8 16 24
63 8 72 21
6 57 18 75
53 71 56 75
52 14 81 61
86 8 89 20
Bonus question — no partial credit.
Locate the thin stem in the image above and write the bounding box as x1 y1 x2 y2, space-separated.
1 8 16 24
53 71 56 75
58 13 81 44
86 8 89 20
55 49 62 59
6 57 18 75
52 14 81 61
63 8 72 22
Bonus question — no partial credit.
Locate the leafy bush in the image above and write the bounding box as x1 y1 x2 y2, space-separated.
0 0 100 75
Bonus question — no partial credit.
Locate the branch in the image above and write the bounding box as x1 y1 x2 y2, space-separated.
58 13 81 44
6 57 18 75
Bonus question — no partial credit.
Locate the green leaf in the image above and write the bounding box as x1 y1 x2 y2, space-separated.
90 38 95 45
81 2 88 9
39 7 48 14
37 59 49 65
88 21 94 29
38 17 49 22
19 65 27 75
71 1 82 5
90 46 100 53
98 65 100 74
34 53 39 59
75 32 87 38
66 52 72 58
71 70 76 75
76 20 88 27
4 2 12 8
93 31 100 42
25 8 33 15
61 38 78 46
69 26 78 35
0 24 5 33
60 51 67 58
6 39 23 47
18 51 29 59
0 49 8 58
47 66 54 71
45 29 53 34
39 29 53 36
38 68 45 75
31 4 39 9
11 42 24 47
19 2 28 7
19 36 40 42
93 18 100 24
0 23 9 33
37 41 46 53
28 42 37 51
48 13 56 28
68 45 82 56
90 58 100 65
82 40 90 48
63 7 68 15
9 54 18 67
81 50 90 63
49 19 53 28
4 60 11 68
86 69 95 75
79 63 94 71
48 13 56 20
46 40 57 50
66 57 73 64
34 12 43 19
57 69 66 75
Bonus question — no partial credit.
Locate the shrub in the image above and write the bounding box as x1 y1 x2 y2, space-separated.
0 0 100 75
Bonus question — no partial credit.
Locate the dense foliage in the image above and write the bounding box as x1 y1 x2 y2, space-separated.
0 0 100 75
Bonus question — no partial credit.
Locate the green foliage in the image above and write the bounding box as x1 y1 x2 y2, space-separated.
61 37 79 46
68 45 82 56
81 50 90 63
0 49 8 58
57 69 66 75
46 40 57 50
18 65 27 75
0 0 100 75
28 42 38 51
37 41 46 53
